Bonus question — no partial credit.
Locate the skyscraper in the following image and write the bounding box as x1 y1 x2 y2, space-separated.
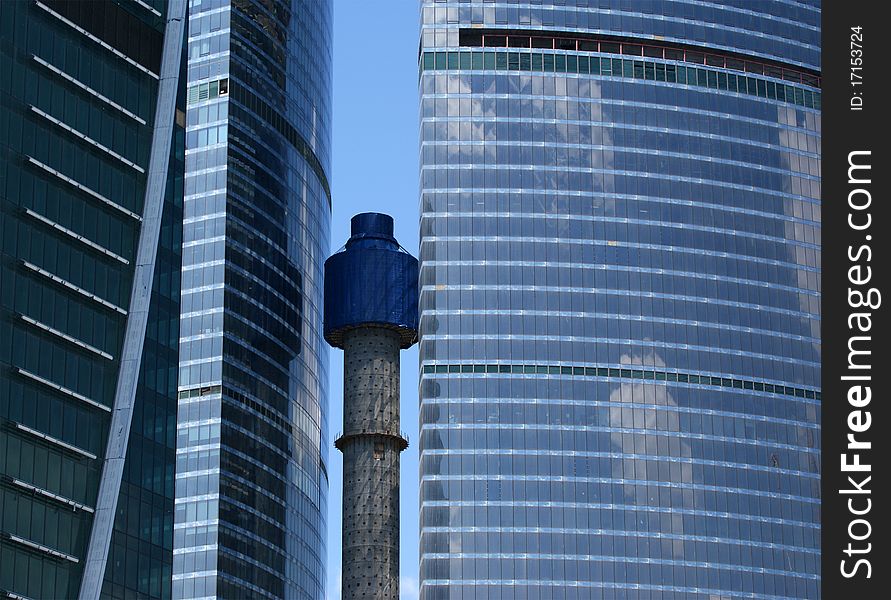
418 2 821 599
0 1 187 599
173 0 331 598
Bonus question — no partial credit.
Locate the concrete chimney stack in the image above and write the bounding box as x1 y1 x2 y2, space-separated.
323 213 418 600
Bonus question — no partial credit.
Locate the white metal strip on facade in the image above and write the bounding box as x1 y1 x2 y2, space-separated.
5 534 79 563
32 55 147 124
26 157 143 221
8 477 95 513
34 0 159 79
14 422 98 460
24 208 129 264
77 1 187 597
19 314 113 360
132 0 162 17
14 367 111 413
30 106 145 173
21 261 127 315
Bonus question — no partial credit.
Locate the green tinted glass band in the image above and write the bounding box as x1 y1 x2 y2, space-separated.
178 384 223 399
421 363 820 401
420 51 820 111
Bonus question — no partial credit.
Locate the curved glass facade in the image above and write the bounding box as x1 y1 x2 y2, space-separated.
173 0 331 598
418 2 820 599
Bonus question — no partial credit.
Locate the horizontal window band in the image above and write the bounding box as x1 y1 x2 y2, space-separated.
422 499 817 524
170 573 220 586
176 471 286 511
173 467 220 479
177 385 324 479
12 422 97 460
420 264 819 297
420 135 819 184
228 83 331 207
421 395 816 432
183 438 296 490
423 448 817 479
26 157 142 221
2 589 35 600
419 155 820 208
1 532 79 563
418 307 817 345
420 115 819 161
457 28 820 86
19 314 113 360
420 310 821 345
420 578 814 596
421 330 818 368
420 201 819 231
215 546 286 584
34 0 159 79
31 55 146 124
419 283 815 322
422 475 817 507
423 422 815 455
3 475 94 513
24 208 129 265
420 227 818 267
187 77 229 105
421 142 820 186
30 106 144 173
178 384 223 400
422 552 814 580
420 98 819 159
14 367 111 413
216 569 287 600
22 261 127 315
422 440 820 468
419 580 813 600
421 363 820 401
171 546 281 589
420 50 819 111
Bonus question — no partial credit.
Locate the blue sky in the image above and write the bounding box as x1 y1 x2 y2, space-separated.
328 2 421 598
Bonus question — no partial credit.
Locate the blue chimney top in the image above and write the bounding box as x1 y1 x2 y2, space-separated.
323 213 419 349
350 213 395 241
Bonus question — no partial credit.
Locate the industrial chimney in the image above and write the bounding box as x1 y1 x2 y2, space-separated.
323 213 418 600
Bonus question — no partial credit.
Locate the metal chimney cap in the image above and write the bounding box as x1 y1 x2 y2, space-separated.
324 212 419 349
350 212 395 241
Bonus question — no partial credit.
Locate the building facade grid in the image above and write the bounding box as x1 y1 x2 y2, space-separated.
172 0 331 598
1 0 186 598
418 2 821 599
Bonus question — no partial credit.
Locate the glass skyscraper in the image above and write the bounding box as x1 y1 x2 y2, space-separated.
0 0 187 598
173 0 331 598
418 2 820 599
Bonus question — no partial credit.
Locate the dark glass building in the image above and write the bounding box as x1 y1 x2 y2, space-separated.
419 2 820 599
0 1 187 599
172 0 331 598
